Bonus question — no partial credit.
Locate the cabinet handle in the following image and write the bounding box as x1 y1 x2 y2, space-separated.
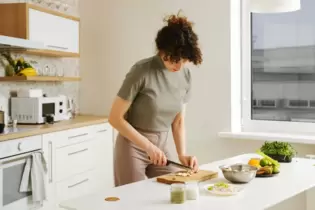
68 133 88 139
97 129 107 133
68 178 89 188
48 141 53 183
68 148 88 156
46 45 68 50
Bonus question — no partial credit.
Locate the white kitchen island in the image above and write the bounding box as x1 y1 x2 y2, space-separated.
59 154 315 210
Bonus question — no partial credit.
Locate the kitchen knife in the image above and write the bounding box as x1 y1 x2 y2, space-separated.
166 159 192 171
148 156 192 170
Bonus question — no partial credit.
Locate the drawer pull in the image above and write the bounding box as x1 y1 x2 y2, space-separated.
68 148 88 156
47 45 68 50
68 178 89 188
68 133 88 139
97 129 107 133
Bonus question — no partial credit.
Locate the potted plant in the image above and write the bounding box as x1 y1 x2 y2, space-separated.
260 141 297 163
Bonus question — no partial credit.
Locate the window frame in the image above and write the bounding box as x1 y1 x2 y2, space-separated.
240 0 315 134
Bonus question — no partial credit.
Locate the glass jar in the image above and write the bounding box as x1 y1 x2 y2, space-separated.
185 182 199 200
170 183 186 204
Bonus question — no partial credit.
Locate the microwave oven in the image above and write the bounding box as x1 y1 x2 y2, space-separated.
11 96 67 124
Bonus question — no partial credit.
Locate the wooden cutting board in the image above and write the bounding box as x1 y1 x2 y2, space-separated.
156 170 218 184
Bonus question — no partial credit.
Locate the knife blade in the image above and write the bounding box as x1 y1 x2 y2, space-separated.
166 159 192 171
148 156 192 170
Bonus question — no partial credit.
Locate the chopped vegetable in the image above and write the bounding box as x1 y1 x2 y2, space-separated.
207 182 240 193
214 182 229 188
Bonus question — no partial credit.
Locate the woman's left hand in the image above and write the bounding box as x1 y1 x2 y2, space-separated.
178 155 199 172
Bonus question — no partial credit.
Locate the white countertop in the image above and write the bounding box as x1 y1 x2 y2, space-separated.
59 154 315 210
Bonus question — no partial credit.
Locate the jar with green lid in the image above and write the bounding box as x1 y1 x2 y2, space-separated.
170 183 186 204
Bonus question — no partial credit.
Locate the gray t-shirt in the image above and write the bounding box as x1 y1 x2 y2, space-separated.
117 55 192 132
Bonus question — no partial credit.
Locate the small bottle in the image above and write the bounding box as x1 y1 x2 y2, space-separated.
170 183 186 204
185 181 199 200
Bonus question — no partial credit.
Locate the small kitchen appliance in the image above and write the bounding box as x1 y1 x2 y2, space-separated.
11 96 67 124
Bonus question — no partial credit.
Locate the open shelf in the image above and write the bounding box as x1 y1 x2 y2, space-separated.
0 76 81 82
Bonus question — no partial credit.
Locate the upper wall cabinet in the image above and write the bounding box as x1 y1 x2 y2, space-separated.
0 3 80 57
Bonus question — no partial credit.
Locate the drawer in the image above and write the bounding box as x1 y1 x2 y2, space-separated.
0 135 42 158
55 140 98 181
56 169 98 203
92 123 111 133
56 126 95 148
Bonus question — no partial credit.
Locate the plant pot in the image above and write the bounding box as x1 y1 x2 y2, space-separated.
265 154 292 163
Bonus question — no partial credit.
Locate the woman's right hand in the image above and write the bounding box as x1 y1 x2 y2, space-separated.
146 143 167 166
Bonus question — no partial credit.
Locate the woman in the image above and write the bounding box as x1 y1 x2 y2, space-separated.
109 13 203 187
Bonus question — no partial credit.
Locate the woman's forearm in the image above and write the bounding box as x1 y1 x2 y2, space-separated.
109 117 152 152
172 122 186 156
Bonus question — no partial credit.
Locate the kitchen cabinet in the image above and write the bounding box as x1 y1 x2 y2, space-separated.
0 3 80 57
42 122 114 209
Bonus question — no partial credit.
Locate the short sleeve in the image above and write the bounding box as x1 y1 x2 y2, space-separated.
183 69 192 104
117 65 145 102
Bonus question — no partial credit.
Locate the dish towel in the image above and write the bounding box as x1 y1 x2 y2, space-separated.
20 151 48 205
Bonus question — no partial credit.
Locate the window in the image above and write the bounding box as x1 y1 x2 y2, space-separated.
241 0 315 134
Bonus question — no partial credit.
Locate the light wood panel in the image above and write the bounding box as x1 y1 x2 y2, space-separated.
157 170 218 184
0 115 108 142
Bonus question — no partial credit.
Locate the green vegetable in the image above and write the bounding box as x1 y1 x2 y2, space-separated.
214 182 229 188
273 166 280 174
260 158 271 167
256 150 280 167
260 141 296 159
208 182 229 191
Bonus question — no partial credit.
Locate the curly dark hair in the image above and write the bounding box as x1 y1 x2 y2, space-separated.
155 13 203 65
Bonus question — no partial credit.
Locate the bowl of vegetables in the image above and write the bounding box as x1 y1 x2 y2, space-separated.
260 141 297 163
252 151 281 177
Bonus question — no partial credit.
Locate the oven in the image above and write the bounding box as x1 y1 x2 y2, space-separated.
0 136 43 210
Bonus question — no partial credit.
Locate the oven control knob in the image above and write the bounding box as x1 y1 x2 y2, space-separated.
17 142 22 151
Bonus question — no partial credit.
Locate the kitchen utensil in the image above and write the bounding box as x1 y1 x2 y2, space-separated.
157 170 218 185
219 163 257 183
166 159 192 171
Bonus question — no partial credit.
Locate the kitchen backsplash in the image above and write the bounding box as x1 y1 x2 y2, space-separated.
0 0 80 115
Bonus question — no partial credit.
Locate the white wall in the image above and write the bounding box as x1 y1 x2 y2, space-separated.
79 0 315 164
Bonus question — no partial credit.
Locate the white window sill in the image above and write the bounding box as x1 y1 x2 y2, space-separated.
218 131 315 145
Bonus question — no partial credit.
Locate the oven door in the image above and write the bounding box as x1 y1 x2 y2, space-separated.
0 151 42 210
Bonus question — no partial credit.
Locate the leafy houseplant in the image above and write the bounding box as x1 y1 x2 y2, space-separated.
260 141 297 163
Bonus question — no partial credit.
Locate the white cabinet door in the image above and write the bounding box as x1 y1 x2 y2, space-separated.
28 8 79 54
94 126 114 190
